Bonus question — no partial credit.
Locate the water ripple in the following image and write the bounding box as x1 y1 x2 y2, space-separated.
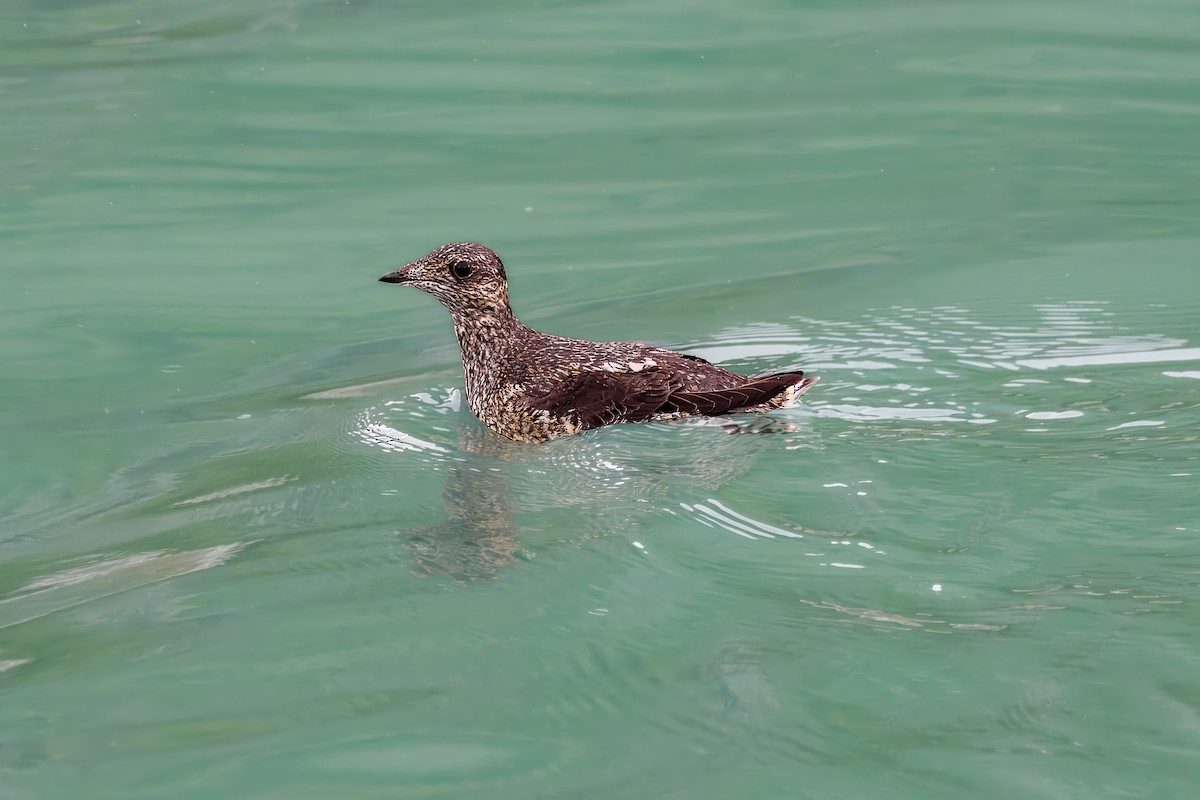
0 543 246 631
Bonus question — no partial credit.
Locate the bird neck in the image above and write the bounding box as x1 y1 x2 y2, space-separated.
449 303 524 351
446 307 530 419
449 304 530 400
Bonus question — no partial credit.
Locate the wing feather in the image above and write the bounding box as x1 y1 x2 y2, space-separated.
523 368 683 430
663 372 806 415
523 368 807 432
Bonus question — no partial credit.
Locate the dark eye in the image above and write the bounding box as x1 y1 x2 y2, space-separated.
450 260 473 280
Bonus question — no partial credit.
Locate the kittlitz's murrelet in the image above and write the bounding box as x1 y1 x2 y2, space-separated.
379 242 818 443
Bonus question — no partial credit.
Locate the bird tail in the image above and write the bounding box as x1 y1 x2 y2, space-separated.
772 374 820 409
664 372 815 416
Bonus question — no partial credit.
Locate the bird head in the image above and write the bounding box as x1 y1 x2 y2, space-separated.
380 242 512 318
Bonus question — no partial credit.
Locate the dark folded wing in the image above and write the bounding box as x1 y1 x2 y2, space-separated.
662 371 806 416
676 352 714 364
523 368 684 430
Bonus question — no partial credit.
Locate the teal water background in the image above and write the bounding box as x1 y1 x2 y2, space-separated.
3 1 1200 797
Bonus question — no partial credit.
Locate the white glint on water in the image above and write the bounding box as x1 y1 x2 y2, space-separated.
1025 410 1085 420
1107 420 1164 431
356 422 448 453
1018 347 1200 370
813 405 968 422
706 499 803 538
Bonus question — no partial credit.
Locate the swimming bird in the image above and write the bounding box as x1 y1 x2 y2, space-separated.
379 243 818 443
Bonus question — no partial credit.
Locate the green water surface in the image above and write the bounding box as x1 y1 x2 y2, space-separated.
3 1 1199 797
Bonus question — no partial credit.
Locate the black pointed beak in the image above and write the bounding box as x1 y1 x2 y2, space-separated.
378 269 406 284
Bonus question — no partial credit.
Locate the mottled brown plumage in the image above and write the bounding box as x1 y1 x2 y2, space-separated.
379 243 818 443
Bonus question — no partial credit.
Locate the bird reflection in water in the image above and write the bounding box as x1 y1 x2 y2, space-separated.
393 410 818 583
403 422 524 583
